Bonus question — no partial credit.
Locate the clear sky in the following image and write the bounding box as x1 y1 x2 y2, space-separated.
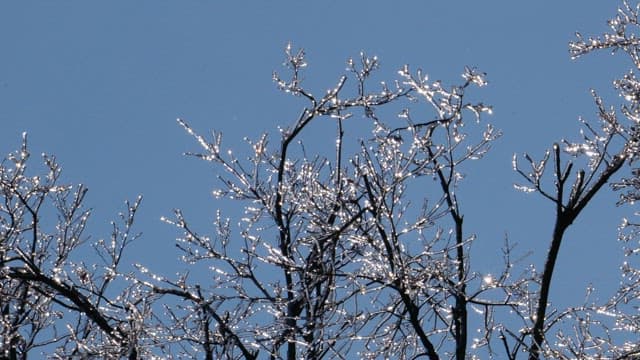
0 1 631 322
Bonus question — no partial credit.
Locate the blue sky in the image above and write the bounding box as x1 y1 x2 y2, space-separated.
0 1 632 318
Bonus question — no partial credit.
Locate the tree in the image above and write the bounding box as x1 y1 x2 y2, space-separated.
0 135 162 358
3 1 640 359
156 47 497 359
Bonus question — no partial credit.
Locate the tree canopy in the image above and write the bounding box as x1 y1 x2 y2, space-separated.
3 2 640 359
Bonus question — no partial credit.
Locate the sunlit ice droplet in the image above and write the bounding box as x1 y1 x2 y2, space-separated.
483 274 494 287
